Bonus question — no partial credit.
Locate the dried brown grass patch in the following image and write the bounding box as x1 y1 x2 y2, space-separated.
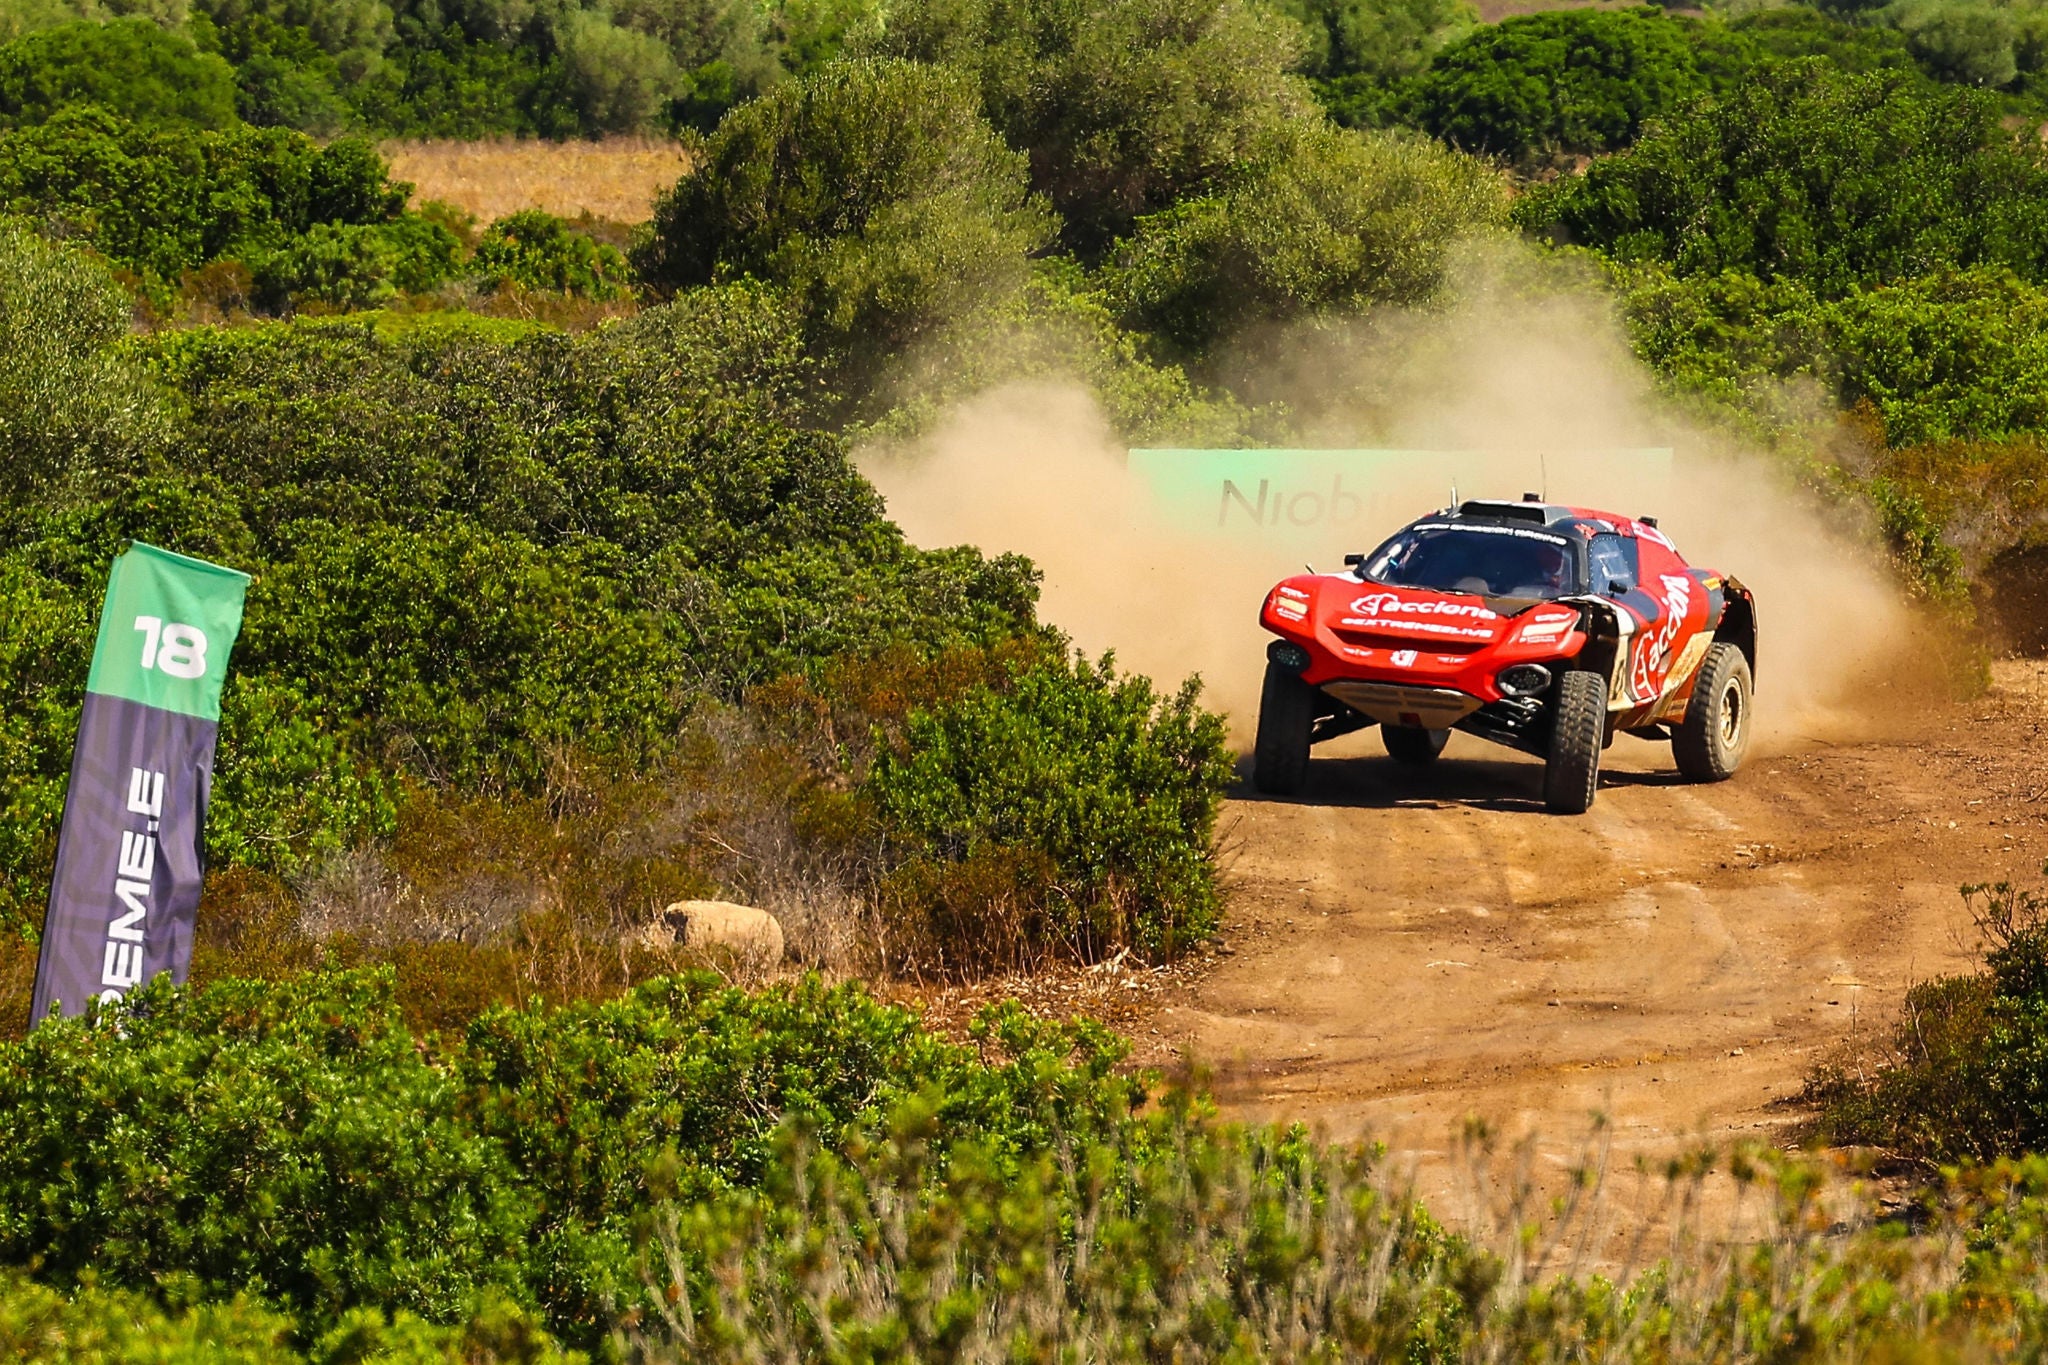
382 136 691 225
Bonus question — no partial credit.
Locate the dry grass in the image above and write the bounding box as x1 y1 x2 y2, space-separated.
382 136 692 226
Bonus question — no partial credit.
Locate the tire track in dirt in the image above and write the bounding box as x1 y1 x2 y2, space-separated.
1137 662 2048 1209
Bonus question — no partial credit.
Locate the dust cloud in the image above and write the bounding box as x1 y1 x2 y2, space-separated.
860 250 1925 750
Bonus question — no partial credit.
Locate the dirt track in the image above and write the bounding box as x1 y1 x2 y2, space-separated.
1137 662 2048 1204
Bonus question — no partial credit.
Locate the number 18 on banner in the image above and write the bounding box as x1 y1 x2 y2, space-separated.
30 542 249 1024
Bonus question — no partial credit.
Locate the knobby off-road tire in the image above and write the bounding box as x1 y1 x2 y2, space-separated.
1674 641 1753 782
1543 669 1606 815
1382 726 1450 765
1253 660 1316 795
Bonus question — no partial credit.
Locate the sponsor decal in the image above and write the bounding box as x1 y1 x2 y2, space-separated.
1516 611 1577 644
1628 573 1693 700
1339 618 1494 640
1390 649 1418 667
1636 521 1675 551
1278 585 1310 600
1348 592 1496 622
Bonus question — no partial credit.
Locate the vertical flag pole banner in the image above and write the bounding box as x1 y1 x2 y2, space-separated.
30 542 249 1024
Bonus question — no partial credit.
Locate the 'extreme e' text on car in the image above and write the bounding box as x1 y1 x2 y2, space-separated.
1254 495 1758 813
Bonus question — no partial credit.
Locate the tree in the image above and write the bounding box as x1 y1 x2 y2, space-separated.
1108 121 1504 355
0 220 166 506
632 58 1056 398
0 17 239 128
1407 8 1706 160
1526 59 2048 297
1272 0 1472 83
860 0 1313 255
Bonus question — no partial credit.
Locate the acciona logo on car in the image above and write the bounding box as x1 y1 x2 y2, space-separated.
1348 593 1497 621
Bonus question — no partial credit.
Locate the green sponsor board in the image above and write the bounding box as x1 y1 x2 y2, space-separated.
83 542 251 721
1127 449 1675 539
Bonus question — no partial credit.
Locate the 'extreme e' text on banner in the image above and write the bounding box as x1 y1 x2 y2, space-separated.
29 542 248 1024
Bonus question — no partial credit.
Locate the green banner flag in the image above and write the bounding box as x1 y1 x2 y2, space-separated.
31 542 250 1023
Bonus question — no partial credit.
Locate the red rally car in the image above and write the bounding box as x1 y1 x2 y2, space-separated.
1254 495 1758 813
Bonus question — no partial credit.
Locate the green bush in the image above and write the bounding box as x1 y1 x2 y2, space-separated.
1525 59 2048 297
0 297 1046 925
1617 261 2048 447
239 519 690 787
0 1271 313 1362
864 651 1233 969
1273 0 1473 87
0 17 239 128
208 675 398 876
1808 874 2048 1163
0 558 90 932
0 967 1140 1347
862 0 1311 255
1405 8 1706 160
634 58 1055 399
0 970 533 1330
468 210 629 299
0 220 167 507
0 107 425 297
1108 120 1504 356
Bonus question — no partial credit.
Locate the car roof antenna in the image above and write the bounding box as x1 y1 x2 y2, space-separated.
1540 453 1549 502
1449 481 1458 511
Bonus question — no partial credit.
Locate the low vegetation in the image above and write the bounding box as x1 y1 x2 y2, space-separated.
5 0 2048 1352
0 968 1136 1348
1808 872 2048 1165
21 965 2048 1360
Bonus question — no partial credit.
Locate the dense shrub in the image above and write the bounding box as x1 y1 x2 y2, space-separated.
1809 874 2048 1163
1108 121 1504 355
468 210 628 299
0 971 532 1329
1274 0 1473 88
0 107 434 297
0 298 1048 932
0 16 239 128
0 561 90 931
1526 60 2048 297
864 651 1233 970
1618 262 2048 446
861 0 1313 254
635 59 1055 394
0 1269 581 1363
0 967 1140 1346
1405 8 1705 160
0 221 167 506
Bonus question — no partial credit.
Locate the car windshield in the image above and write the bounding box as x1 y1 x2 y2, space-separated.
1361 524 1582 599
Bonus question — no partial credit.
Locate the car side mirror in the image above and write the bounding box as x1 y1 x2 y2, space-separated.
1605 576 1634 597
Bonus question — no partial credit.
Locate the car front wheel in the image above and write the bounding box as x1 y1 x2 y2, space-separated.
1543 670 1606 814
1253 661 1315 795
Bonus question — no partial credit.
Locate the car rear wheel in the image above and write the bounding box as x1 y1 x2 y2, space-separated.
1543 670 1606 814
1673 642 1752 782
1253 661 1315 795
1382 726 1450 764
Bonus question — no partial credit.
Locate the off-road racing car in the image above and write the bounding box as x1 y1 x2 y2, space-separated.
1253 495 1758 813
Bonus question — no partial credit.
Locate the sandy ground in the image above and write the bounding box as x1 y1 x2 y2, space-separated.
382 137 687 226
1130 660 2048 1213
